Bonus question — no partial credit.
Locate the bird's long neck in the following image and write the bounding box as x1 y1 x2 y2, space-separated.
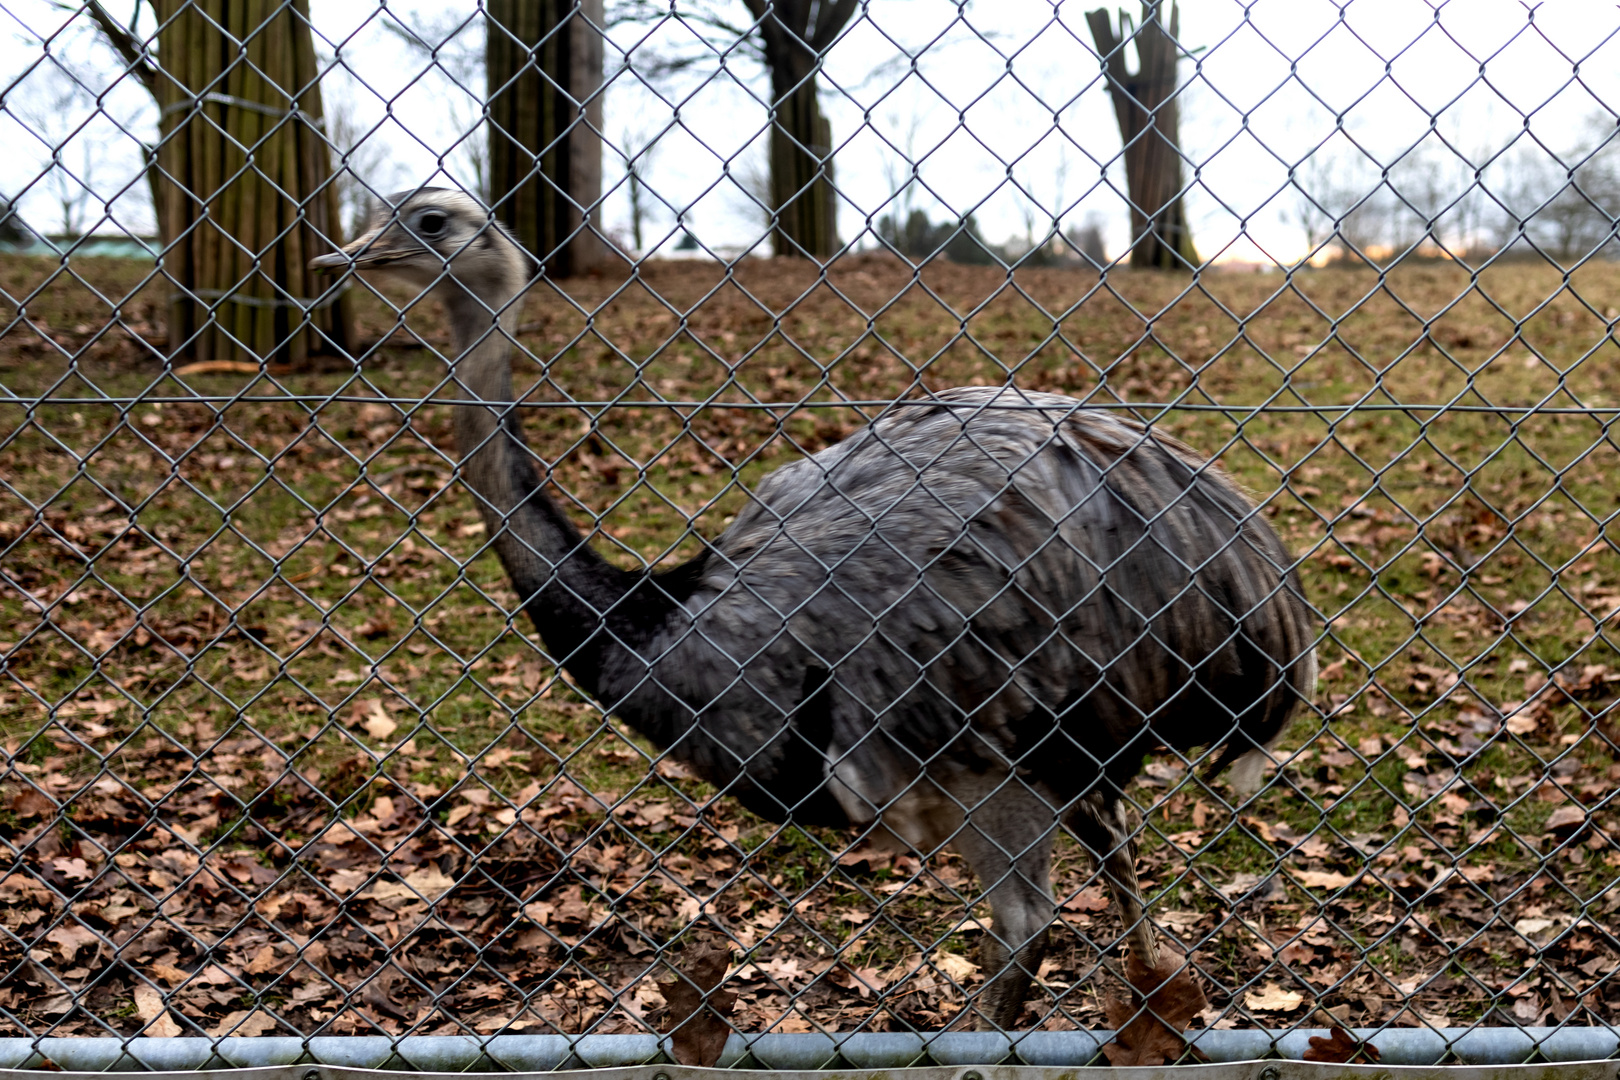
443 287 681 703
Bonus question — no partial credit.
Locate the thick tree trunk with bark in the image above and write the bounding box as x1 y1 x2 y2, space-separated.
742 0 855 259
486 0 606 277
765 56 836 258
1086 2 1198 270
150 0 352 365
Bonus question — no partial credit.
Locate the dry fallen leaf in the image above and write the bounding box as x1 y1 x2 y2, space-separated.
1245 983 1307 1012
835 839 897 871
1513 916 1560 937
1504 713 1538 735
1512 995 1545 1023
933 952 980 983
148 963 189 987
364 866 456 904
133 985 180 1037
1303 1027 1381 1064
1101 946 1209 1066
350 698 397 741
662 941 737 1067
9 787 56 818
208 1009 276 1037
831 964 889 999
245 945 283 975
44 924 99 960
1293 869 1357 889
1544 805 1587 835
1155 910 1205 933
329 868 373 896
1061 887 1110 913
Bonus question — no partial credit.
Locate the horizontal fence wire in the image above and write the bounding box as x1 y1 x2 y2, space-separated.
14 394 1620 418
3 0 1620 1068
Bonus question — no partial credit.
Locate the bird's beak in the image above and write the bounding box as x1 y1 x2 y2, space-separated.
309 228 403 273
308 248 353 272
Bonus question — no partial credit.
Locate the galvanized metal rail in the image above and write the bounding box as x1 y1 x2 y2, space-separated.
7 1065 1620 1080
0 1031 1615 1072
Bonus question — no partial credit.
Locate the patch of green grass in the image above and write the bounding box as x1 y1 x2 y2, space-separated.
7 252 1620 1028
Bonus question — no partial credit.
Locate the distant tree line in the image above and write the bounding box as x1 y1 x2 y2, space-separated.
874 208 1110 269
65 0 1620 375
1293 123 1620 269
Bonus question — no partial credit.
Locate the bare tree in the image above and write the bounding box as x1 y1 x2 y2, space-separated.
0 197 36 245
15 67 100 239
21 4 166 240
1286 147 1342 261
1065 215 1108 267
718 140 774 243
1529 125 1620 264
877 106 925 244
76 0 161 222
324 92 409 242
1085 1 1197 269
739 0 854 258
611 0 857 259
1386 119 1620 267
1287 138 1390 266
379 11 491 202
1011 140 1078 265
1385 140 1475 258
81 0 352 364
485 0 607 276
1482 151 1538 258
870 102 1003 265
621 125 663 253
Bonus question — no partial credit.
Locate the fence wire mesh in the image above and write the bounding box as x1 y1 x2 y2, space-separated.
2 0 1619 1060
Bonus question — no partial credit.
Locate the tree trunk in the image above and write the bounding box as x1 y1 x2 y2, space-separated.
151 0 352 366
486 0 606 277
1086 2 1198 270
741 0 855 260
766 58 838 259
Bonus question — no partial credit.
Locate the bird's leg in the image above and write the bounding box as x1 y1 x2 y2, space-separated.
971 917 1050 1032
1101 812 1160 971
947 781 1057 1031
1069 795 1159 970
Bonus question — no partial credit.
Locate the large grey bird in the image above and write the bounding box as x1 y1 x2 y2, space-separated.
312 189 1318 1030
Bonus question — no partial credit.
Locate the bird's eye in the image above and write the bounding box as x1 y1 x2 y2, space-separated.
418 212 447 236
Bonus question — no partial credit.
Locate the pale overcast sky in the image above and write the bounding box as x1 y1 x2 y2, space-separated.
3 0 1620 265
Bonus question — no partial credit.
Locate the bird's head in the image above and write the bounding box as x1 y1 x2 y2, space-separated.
310 187 534 304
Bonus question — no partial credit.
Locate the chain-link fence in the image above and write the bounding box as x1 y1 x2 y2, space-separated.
3 0 1620 1064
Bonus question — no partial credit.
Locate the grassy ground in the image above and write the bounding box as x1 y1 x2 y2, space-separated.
2 251 1618 1040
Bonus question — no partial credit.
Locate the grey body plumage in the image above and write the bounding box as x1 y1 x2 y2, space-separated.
313 189 1319 1030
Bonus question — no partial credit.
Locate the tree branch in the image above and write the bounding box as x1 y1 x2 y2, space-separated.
616 0 760 41
808 0 858 52
81 0 155 96
615 46 764 84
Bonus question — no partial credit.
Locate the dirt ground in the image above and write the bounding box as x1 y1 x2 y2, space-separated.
2 251 1618 1043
